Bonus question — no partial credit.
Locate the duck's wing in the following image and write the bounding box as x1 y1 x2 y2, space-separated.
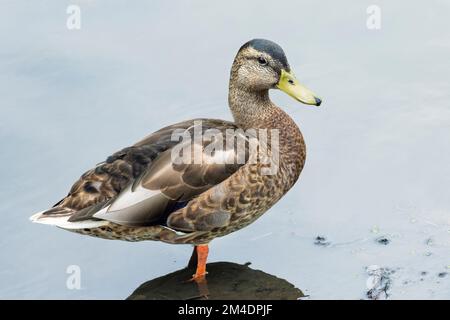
31 119 249 230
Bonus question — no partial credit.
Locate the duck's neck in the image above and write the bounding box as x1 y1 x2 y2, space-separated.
228 81 306 184
228 84 278 130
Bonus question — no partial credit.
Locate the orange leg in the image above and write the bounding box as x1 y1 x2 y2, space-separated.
191 244 209 282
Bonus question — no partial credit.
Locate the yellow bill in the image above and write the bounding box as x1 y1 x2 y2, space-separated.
276 69 322 106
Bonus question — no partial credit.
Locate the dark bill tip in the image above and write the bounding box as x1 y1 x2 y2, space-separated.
314 97 322 106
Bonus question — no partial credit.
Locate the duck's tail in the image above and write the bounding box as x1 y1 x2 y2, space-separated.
30 207 107 230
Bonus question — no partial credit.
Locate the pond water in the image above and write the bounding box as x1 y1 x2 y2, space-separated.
0 0 449 299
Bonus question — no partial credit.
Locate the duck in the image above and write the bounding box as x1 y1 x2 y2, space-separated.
30 39 321 287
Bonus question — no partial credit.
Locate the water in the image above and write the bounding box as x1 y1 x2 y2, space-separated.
1 0 449 299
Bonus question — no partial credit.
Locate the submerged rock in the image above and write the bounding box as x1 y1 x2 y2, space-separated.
314 236 330 247
375 236 390 245
365 265 393 300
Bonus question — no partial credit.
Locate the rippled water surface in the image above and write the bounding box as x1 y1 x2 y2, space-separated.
1 1 449 299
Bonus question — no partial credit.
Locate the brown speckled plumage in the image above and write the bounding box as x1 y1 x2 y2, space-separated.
32 39 317 247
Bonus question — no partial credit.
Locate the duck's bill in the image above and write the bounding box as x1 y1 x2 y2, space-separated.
276 69 322 106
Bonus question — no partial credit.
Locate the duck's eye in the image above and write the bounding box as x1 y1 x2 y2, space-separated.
257 57 268 65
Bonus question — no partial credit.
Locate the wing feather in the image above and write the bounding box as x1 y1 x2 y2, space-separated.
33 119 248 231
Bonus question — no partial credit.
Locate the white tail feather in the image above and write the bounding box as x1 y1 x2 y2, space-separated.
29 210 108 230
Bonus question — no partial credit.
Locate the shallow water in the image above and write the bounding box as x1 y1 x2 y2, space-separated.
1 1 449 299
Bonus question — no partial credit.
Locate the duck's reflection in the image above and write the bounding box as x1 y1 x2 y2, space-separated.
127 260 304 300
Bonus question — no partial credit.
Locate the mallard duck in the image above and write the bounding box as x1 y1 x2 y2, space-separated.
30 39 321 285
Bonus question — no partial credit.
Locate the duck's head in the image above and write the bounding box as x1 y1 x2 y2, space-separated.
230 39 321 106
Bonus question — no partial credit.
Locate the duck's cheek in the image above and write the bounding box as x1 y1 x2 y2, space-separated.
236 66 255 87
236 67 277 90
256 69 278 88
